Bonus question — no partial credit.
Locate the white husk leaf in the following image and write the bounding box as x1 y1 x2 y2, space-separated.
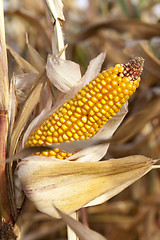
17 155 153 218
15 73 37 90
22 85 52 148
46 55 81 92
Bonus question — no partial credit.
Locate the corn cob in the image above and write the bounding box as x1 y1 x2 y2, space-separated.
25 57 144 159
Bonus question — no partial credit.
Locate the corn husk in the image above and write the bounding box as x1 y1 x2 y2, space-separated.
17 155 156 218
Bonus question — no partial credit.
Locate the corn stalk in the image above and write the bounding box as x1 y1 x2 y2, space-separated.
0 0 13 223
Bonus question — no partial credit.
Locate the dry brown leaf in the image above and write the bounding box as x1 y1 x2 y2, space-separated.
5 9 51 51
46 54 81 92
124 40 160 78
9 70 46 156
7 44 38 74
15 73 37 91
46 0 65 58
17 155 156 218
112 97 160 144
56 207 107 240
27 40 45 72
74 19 160 42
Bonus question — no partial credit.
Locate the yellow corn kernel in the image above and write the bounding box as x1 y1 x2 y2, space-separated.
25 57 144 159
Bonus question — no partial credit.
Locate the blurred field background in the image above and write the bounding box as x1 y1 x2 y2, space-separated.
2 0 160 239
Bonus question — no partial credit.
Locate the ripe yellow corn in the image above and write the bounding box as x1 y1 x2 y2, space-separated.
25 57 144 159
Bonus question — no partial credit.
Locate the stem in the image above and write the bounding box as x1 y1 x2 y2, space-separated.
0 111 12 223
0 0 13 223
81 208 89 227
67 212 79 240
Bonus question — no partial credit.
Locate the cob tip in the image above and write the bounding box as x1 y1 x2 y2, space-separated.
120 57 144 81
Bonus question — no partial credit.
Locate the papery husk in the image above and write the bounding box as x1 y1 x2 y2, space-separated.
22 85 52 148
9 70 46 156
26 40 45 72
15 73 37 91
46 51 106 95
17 155 156 218
46 55 81 92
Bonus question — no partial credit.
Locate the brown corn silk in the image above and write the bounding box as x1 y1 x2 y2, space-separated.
25 57 144 159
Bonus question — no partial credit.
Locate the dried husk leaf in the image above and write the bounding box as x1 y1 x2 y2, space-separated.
27 41 45 72
56 207 107 240
17 155 154 218
53 52 106 104
46 55 81 92
22 85 52 147
9 70 46 156
15 73 37 91
7 44 38 74
124 40 160 78
5 138 112 164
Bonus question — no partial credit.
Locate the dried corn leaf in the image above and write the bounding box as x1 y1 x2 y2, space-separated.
27 40 45 72
46 0 65 58
112 97 160 144
9 71 46 156
124 40 160 78
56 207 107 240
46 55 81 92
17 155 156 218
5 9 51 51
75 19 160 42
15 73 37 91
7 44 38 74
